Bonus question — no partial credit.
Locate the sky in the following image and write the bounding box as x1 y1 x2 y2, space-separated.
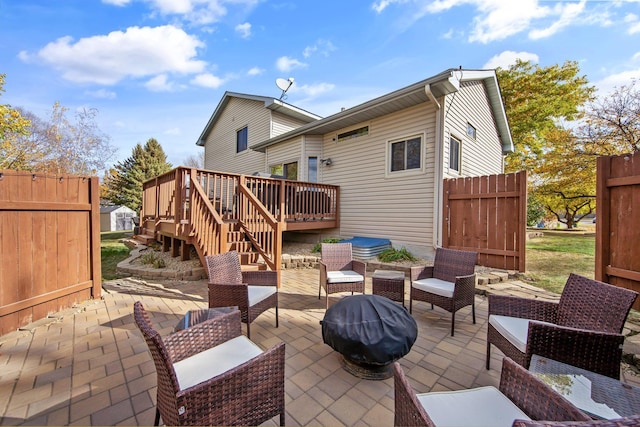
1 0 639 171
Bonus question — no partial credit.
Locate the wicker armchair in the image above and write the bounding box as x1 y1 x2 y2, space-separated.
393 357 590 427
319 243 366 309
205 251 278 339
512 415 640 426
409 247 478 336
133 302 285 426
486 273 638 379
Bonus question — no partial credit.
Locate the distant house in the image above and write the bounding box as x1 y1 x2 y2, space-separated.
196 68 514 257
100 205 136 232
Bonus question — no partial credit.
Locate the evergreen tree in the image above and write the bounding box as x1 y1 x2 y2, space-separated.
105 138 172 213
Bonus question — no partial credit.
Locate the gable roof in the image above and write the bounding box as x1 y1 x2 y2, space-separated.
250 68 514 154
196 92 322 146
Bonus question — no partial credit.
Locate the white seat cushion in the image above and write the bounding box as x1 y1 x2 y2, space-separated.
173 335 263 391
412 278 455 298
248 285 277 306
327 270 364 284
489 315 556 353
417 386 531 427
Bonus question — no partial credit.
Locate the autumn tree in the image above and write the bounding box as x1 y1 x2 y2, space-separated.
183 151 205 169
497 60 595 172
0 74 31 164
104 138 172 213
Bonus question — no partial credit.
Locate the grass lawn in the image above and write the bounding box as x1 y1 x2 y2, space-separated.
523 230 595 294
101 231 133 280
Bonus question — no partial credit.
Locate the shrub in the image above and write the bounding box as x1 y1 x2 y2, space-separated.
377 247 417 263
312 237 341 253
140 251 166 269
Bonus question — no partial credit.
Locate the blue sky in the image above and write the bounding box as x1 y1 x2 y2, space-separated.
1 0 639 169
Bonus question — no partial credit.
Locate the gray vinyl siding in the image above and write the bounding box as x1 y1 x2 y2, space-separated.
203 97 271 174
320 103 437 257
304 136 323 182
442 80 504 178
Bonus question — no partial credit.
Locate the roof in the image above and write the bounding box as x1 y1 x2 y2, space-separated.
196 92 322 146
100 205 135 214
250 68 514 154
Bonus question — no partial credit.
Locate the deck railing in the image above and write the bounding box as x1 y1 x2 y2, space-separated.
141 167 339 269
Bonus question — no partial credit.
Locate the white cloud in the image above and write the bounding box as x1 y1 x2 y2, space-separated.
164 127 181 135
276 56 307 72
302 39 336 58
292 82 335 98
529 1 586 40
102 0 131 5
371 0 408 14
191 73 225 88
626 13 640 34
145 74 176 92
24 25 206 85
133 0 260 26
85 88 117 99
484 50 540 69
235 22 252 39
247 67 264 76
595 69 640 95
469 0 551 43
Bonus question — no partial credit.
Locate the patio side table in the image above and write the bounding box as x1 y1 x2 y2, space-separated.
372 269 406 306
174 306 238 332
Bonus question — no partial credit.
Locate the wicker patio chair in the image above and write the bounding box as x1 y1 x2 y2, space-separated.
393 357 590 427
205 251 278 339
133 302 285 426
319 242 366 309
409 247 478 336
486 273 638 379
512 415 640 426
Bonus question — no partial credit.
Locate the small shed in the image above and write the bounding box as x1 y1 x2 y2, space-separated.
100 205 136 232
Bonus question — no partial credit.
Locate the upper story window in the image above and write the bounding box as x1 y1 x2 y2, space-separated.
449 136 461 172
236 126 248 153
337 126 369 142
389 135 422 173
466 122 477 140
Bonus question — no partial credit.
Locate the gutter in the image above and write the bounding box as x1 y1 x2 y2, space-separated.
425 84 444 249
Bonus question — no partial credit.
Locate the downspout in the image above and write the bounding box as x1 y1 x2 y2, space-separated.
425 84 444 249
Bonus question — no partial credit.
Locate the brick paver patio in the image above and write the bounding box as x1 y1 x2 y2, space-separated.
1 268 639 426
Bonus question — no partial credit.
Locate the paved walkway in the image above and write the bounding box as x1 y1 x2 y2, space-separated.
1 268 639 426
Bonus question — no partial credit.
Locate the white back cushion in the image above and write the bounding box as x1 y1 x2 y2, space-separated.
173 335 263 391
412 278 455 298
489 315 555 353
417 386 530 427
327 270 364 284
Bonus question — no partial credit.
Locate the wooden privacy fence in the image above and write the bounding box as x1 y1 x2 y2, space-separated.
443 171 527 272
0 170 102 335
596 153 640 311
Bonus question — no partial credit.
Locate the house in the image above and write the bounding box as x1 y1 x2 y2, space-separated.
100 205 136 232
195 68 513 258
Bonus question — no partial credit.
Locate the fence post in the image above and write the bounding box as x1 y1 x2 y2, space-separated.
595 156 611 282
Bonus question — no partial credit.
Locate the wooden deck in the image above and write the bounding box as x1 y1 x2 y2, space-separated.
140 167 340 272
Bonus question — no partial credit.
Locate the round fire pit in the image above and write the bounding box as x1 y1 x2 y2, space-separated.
321 294 418 379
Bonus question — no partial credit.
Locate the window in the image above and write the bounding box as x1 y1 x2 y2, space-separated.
270 161 298 180
236 126 248 153
390 136 422 172
308 157 318 182
449 136 461 172
337 126 369 142
466 122 476 140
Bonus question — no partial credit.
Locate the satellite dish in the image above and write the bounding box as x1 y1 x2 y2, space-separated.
276 77 294 99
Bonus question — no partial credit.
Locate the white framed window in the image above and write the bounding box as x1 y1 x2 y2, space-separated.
466 122 477 140
449 136 461 173
387 134 424 176
308 157 318 182
270 161 298 180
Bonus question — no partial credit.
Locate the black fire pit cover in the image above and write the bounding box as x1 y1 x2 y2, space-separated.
321 294 418 366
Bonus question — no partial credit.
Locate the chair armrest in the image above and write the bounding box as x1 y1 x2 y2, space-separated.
164 310 243 362
174 341 286 426
452 273 476 297
410 266 435 281
208 282 249 310
512 414 640 426
499 357 590 422
489 294 559 322
242 270 278 287
319 261 328 284
350 260 366 276
527 323 626 379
